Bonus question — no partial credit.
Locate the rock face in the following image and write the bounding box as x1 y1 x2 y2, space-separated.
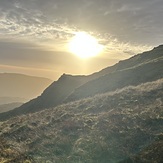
0 45 162 121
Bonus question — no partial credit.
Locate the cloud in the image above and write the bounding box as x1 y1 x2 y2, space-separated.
0 0 162 79
0 0 79 46
1 0 163 46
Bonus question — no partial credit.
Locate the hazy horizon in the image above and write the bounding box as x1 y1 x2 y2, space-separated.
0 1 162 160
1 0 163 79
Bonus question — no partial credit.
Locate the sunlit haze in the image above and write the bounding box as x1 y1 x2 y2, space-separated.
0 1 163 162
0 0 163 79
69 32 103 59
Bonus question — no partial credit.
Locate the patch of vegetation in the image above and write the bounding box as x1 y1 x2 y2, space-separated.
0 78 163 163
119 138 163 163
0 137 33 163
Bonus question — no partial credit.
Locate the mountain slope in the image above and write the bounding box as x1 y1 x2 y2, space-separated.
0 74 90 121
66 56 163 102
65 45 163 102
0 78 163 163
119 138 163 163
0 45 162 121
0 73 52 100
91 44 163 78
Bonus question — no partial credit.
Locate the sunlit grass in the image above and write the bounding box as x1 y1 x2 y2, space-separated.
0 78 163 162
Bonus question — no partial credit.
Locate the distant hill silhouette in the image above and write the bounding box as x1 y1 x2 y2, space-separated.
0 73 52 101
0 97 26 105
0 45 162 121
0 102 23 113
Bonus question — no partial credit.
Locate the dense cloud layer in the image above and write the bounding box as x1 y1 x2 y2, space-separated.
1 0 163 43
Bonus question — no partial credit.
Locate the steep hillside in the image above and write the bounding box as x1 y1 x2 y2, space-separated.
0 45 162 121
0 74 90 120
66 45 163 102
0 73 52 100
119 139 163 163
66 56 163 102
91 45 162 78
0 78 163 163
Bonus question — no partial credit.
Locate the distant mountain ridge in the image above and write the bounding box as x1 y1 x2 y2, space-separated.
0 97 26 105
0 73 52 101
0 45 163 121
0 102 23 113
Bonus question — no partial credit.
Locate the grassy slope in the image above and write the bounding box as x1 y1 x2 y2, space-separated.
0 75 90 121
66 57 163 102
0 137 33 163
1 46 162 121
91 45 163 78
119 138 163 163
0 78 163 163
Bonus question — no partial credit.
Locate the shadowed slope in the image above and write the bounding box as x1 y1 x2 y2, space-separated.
0 78 163 162
65 57 163 102
91 45 163 78
0 74 90 120
0 45 162 121
119 139 163 163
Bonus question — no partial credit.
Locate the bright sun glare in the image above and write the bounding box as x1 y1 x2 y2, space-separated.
69 32 103 59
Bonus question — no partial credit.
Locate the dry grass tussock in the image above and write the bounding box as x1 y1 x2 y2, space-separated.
0 78 163 163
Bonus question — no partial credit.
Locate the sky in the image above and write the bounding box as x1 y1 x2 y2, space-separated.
0 0 163 80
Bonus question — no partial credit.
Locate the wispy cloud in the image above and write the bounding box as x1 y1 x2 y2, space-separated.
0 9 73 40
0 0 162 48
0 0 162 78
0 11 152 59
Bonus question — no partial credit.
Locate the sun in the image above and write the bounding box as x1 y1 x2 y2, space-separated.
68 32 103 59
